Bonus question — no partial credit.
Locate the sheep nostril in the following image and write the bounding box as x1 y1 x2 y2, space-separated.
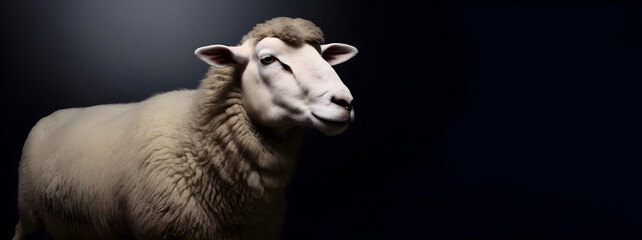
331 97 352 111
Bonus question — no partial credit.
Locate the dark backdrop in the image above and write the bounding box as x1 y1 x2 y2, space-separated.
2 1 641 239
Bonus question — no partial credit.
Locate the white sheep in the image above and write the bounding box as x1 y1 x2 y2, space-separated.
14 17 358 240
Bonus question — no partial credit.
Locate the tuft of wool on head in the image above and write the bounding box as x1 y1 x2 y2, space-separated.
240 17 324 49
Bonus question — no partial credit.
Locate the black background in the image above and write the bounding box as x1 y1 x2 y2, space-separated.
2 1 641 239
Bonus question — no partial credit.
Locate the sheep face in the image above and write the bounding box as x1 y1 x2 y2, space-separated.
195 37 358 136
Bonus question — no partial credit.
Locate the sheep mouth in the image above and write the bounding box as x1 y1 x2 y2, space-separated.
312 113 350 125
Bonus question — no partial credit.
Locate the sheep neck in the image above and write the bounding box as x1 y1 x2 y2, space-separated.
191 66 303 225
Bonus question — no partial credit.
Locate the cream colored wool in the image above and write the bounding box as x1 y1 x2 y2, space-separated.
241 17 324 47
14 17 357 240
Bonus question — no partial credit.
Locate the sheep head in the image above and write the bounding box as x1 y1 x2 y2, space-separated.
194 18 358 136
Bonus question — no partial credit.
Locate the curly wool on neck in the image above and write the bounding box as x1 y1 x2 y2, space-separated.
188 66 304 223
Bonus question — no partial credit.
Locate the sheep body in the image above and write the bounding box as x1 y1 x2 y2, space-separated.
18 73 297 239
19 91 183 238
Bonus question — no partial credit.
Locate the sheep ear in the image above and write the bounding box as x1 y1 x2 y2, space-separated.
194 45 247 68
321 43 358 66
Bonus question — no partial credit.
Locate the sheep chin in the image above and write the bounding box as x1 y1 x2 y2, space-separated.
311 114 350 136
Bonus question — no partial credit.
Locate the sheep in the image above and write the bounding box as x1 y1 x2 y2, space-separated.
14 17 358 240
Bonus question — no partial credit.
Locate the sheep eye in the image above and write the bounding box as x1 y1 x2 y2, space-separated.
260 56 275 65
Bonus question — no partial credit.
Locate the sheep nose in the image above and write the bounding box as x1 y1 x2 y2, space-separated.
331 96 353 111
